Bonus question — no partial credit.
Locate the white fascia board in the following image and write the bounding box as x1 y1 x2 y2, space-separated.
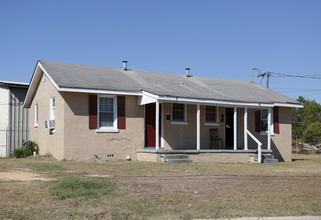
274 103 303 108
58 87 141 96
141 90 276 107
141 91 160 99
38 63 60 91
138 94 157 105
157 96 274 107
23 63 42 108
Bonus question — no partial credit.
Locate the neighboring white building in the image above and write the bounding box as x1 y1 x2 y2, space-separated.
0 81 29 157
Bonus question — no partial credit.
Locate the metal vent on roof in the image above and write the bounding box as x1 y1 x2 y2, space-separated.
123 60 128 71
186 67 190 77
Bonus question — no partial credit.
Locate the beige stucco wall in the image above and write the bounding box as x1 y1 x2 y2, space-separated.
163 104 225 150
137 152 162 162
29 75 292 163
136 152 250 163
29 74 65 160
189 153 250 163
63 93 144 161
162 104 292 162
247 107 292 162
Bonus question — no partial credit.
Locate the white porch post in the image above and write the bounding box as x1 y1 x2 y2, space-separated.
234 107 237 150
244 107 248 150
197 104 200 150
155 101 160 150
267 107 271 150
161 103 164 148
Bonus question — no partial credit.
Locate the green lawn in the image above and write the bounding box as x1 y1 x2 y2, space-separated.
0 154 320 219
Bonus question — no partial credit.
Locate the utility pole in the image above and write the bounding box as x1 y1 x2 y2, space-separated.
258 71 271 88
266 72 270 88
252 68 256 82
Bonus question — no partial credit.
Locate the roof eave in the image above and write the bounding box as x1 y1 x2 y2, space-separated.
142 91 304 108
23 61 60 108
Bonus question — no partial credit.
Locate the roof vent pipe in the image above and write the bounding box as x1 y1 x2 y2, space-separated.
123 60 128 71
185 67 190 77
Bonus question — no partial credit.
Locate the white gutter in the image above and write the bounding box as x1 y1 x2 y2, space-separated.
274 103 303 108
58 87 141 96
141 91 303 108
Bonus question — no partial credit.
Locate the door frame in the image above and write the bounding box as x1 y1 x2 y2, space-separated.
144 103 162 148
224 107 234 149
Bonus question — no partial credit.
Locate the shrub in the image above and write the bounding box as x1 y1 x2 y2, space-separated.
12 140 39 158
23 140 39 156
12 148 28 158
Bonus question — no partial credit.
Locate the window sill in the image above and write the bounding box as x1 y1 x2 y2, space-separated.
96 128 119 133
170 121 188 125
260 131 275 136
204 122 220 126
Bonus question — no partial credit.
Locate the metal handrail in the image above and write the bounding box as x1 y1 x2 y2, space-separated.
246 130 262 163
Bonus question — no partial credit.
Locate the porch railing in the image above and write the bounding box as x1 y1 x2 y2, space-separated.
246 130 262 163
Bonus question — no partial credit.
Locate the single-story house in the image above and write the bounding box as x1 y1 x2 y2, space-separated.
23 61 302 163
0 80 29 157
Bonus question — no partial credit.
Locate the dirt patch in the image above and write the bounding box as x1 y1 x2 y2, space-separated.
0 170 54 181
86 174 111 178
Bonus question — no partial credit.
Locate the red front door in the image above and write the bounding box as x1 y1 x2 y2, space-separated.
145 103 161 147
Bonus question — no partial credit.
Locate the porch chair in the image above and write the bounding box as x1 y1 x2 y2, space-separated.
210 129 223 149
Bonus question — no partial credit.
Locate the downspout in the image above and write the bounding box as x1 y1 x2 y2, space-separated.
26 109 29 141
18 96 20 148
12 91 16 154
21 101 24 144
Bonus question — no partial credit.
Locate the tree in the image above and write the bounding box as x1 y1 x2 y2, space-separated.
302 122 321 144
292 96 321 142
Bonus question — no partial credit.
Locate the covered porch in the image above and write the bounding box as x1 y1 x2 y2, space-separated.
137 91 278 162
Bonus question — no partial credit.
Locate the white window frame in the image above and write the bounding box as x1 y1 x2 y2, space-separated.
171 103 188 125
96 95 119 133
50 96 55 120
34 104 38 127
260 108 274 135
204 105 219 126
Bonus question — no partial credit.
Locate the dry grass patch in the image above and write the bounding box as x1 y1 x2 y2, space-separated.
50 176 118 200
0 154 320 219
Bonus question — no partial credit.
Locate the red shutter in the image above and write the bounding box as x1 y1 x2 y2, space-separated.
273 107 279 134
117 96 126 129
89 95 97 129
255 110 261 132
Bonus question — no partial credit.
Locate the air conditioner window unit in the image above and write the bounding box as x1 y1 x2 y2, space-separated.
49 120 55 129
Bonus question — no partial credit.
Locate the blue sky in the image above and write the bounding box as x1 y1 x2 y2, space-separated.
1 0 321 103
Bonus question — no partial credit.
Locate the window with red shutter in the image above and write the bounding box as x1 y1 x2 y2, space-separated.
89 95 97 129
273 107 279 134
255 110 261 132
117 96 126 129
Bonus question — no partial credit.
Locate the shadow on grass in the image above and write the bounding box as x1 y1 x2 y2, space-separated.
292 158 309 162
292 159 311 162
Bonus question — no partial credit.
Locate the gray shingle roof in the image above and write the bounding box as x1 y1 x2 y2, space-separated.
39 61 300 105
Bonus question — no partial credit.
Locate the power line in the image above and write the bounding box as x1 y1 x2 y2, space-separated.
269 72 321 79
256 71 321 88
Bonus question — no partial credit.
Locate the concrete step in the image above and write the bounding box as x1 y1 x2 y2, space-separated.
254 154 274 161
164 159 193 163
263 154 274 159
263 158 279 164
162 154 190 160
